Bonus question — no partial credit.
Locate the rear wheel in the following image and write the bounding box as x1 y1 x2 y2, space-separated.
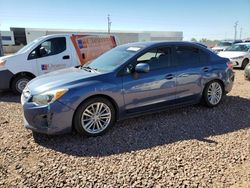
74 97 116 137
203 81 223 107
241 58 249 69
11 75 31 94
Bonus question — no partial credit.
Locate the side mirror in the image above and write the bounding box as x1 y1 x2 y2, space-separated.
39 47 48 57
135 63 150 73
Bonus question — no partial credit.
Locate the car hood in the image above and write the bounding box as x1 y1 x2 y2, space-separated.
0 53 19 61
217 51 247 58
27 67 100 95
212 46 228 50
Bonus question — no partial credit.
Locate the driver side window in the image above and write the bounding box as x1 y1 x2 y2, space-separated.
28 37 66 60
125 47 171 73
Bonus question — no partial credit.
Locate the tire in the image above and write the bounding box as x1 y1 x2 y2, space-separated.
11 75 32 94
202 80 223 107
241 58 249 69
73 97 116 137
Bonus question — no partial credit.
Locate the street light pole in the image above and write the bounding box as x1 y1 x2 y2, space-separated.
107 14 112 34
0 24 4 57
234 21 238 41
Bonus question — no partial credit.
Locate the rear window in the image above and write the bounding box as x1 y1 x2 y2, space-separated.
175 46 209 65
175 46 200 65
199 49 209 64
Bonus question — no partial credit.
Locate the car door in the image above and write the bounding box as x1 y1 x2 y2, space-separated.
28 37 72 75
122 46 177 113
174 45 209 102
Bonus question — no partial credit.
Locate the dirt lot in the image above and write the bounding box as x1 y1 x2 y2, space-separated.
0 70 249 187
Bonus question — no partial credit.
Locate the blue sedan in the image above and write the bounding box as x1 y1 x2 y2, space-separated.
21 41 235 136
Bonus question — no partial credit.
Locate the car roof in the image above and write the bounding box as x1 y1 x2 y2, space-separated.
234 42 250 45
122 41 205 48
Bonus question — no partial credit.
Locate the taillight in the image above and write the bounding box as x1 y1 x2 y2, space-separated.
227 61 234 70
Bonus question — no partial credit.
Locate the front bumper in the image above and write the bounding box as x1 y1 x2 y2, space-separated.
22 100 75 135
230 58 244 67
0 69 13 90
244 66 250 79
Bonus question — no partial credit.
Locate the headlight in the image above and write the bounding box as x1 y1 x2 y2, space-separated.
32 88 68 105
0 59 6 67
231 56 244 60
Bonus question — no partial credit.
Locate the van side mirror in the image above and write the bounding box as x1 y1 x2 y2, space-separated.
135 63 150 73
39 47 48 57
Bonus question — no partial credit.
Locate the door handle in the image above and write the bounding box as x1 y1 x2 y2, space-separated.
63 55 70 60
165 74 174 80
179 73 189 77
202 67 209 72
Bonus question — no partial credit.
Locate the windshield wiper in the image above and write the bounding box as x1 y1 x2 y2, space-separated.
80 66 98 72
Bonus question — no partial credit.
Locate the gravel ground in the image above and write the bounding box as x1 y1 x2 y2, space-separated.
0 70 249 187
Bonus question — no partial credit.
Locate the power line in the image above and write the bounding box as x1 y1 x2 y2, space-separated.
240 27 243 39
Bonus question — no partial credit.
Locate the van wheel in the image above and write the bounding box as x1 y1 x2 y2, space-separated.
74 97 116 137
11 75 31 94
241 59 249 69
203 80 223 107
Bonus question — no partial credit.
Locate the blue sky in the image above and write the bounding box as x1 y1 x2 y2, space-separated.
0 0 249 40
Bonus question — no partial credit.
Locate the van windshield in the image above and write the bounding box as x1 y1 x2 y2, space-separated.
84 46 141 72
16 36 46 54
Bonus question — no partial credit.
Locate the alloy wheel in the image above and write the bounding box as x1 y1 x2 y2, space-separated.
81 102 112 134
207 82 222 105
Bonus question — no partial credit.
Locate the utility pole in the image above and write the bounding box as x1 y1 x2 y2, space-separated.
0 24 4 57
107 14 112 34
234 21 238 41
239 27 243 40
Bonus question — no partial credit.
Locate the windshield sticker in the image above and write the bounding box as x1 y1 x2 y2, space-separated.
127 47 141 51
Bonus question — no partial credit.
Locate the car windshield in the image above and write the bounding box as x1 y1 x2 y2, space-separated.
225 44 250 52
16 36 46 54
217 42 232 47
83 46 141 72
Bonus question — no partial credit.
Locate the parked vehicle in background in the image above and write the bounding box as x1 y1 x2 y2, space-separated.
244 63 250 80
0 34 117 94
212 40 242 54
21 41 235 137
218 42 250 69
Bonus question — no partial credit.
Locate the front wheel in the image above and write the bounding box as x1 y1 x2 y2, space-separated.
241 59 249 69
73 97 116 137
203 81 223 107
11 75 31 94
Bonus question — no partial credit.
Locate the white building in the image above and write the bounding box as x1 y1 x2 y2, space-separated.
2 27 183 53
24 28 183 44
0 31 15 45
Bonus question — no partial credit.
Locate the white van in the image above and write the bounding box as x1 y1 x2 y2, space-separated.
0 34 117 94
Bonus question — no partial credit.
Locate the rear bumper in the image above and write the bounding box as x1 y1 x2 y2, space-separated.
224 71 235 94
22 101 75 135
0 69 13 90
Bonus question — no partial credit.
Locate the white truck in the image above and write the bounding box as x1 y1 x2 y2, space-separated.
0 34 117 94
